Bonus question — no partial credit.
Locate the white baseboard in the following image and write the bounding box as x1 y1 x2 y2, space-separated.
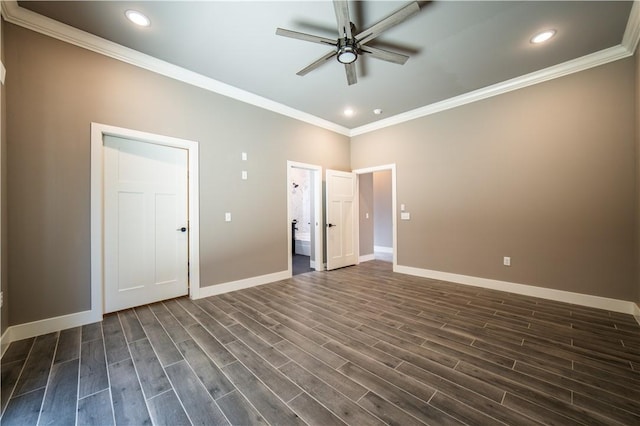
195 270 290 298
1 309 101 357
374 246 393 254
1 270 291 356
2 270 290 355
395 265 638 316
3 267 637 356
359 254 375 263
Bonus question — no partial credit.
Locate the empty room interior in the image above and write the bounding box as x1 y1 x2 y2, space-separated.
1 1 640 425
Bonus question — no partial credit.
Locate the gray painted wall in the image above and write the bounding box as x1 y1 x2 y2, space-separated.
636 44 640 306
5 24 350 326
352 56 637 301
3 22 639 330
358 173 374 256
1 17 7 336
373 170 392 249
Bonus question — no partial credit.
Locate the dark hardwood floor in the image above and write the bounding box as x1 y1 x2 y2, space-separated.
2 260 640 425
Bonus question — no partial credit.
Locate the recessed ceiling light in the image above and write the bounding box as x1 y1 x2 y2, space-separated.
344 108 354 117
530 29 556 44
125 10 151 27
373 108 383 115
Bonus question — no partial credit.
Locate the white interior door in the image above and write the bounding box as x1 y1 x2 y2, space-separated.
104 135 189 313
326 169 358 270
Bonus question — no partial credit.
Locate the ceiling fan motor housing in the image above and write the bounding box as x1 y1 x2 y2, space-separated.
337 38 359 64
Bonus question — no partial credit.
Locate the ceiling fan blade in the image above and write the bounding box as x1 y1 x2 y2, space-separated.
333 0 352 39
355 2 420 45
360 45 409 65
276 28 336 46
297 51 338 76
345 63 357 86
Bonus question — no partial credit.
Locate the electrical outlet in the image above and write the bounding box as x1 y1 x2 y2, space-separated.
241 170 247 180
503 256 511 266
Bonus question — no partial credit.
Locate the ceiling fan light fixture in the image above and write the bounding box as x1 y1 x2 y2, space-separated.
125 9 150 27
337 45 358 64
530 29 556 44
276 1 419 85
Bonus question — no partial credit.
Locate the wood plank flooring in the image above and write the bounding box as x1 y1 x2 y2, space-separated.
2 260 640 425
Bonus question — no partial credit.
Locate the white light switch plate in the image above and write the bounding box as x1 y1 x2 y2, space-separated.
241 152 247 161
242 170 247 180
225 212 232 222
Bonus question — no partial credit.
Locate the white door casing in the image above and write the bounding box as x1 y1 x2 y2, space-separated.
325 169 358 270
103 136 189 313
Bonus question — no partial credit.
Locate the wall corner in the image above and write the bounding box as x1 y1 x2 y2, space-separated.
0 13 9 338
635 41 640 306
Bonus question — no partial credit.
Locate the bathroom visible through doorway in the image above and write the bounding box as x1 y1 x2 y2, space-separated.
287 161 323 276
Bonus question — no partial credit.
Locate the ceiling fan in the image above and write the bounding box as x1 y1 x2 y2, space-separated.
276 1 420 86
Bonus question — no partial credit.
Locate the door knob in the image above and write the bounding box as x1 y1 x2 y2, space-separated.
326 223 336 228
177 227 187 232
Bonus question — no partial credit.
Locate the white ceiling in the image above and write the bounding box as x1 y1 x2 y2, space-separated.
11 1 639 132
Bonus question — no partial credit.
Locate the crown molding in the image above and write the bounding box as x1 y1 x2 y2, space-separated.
1 0 638 138
350 44 632 136
351 0 640 137
0 1 351 137
622 0 640 54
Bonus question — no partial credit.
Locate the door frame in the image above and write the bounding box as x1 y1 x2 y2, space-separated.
353 164 398 270
91 123 201 319
287 161 323 275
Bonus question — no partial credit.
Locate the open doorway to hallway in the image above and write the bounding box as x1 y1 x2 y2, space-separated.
358 168 394 264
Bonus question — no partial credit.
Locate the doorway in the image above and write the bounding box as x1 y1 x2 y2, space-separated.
91 123 201 318
373 170 393 262
355 165 397 268
287 161 323 276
